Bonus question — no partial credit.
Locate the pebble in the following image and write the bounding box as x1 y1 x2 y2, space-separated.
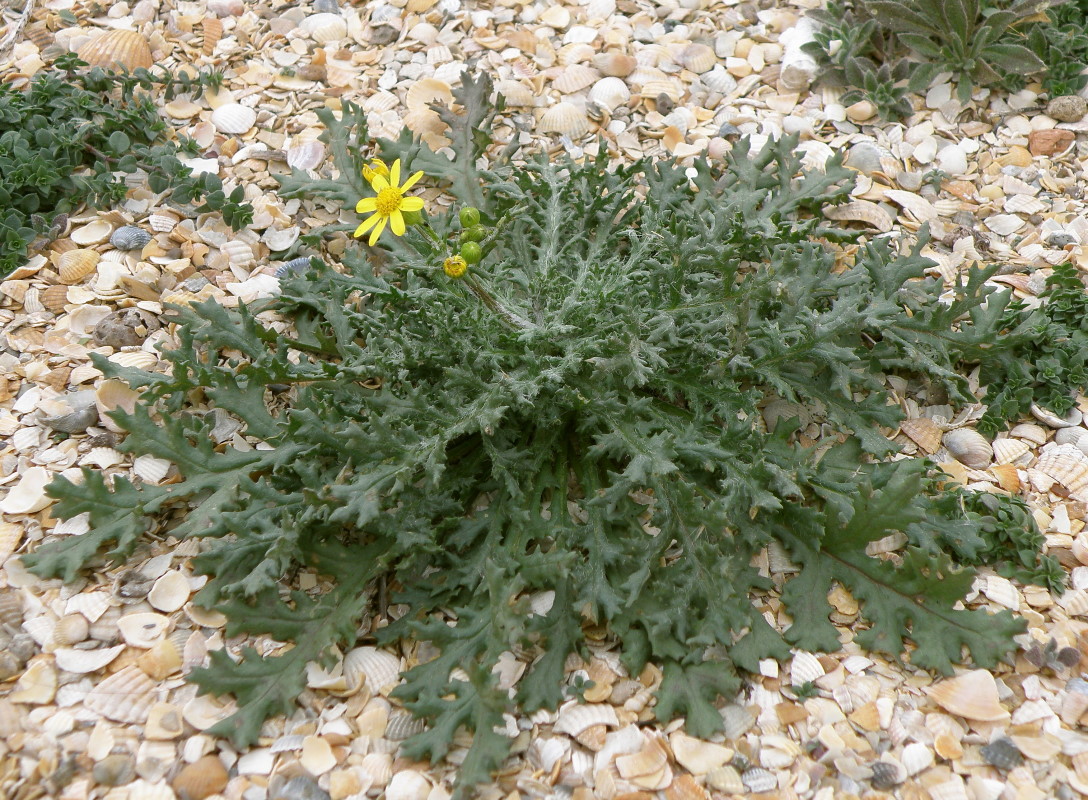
38 390 99 433
92 308 161 349
1028 128 1075 156
1046 95 1088 122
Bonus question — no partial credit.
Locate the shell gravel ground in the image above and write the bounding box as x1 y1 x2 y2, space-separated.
4 0 1088 798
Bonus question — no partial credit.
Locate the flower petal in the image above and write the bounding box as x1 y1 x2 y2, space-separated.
368 216 388 246
353 213 381 239
371 174 389 191
400 170 424 192
390 159 401 188
400 196 424 212
356 197 377 213
390 209 405 236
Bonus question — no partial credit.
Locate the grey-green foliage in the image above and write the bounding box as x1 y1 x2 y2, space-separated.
23 74 1033 795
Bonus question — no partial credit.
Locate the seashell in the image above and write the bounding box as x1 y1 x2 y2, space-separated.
54 644 125 677
495 79 536 107
823 200 894 232
40 284 71 313
110 225 152 251
384 710 426 740
182 694 234 731
300 12 348 43
1036 452 1088 495
1060 588 1088 616
870 760 905 789
900 741 934 776
678 43 717 73
144 701 185 740
1011 422 1048 445
66 592 112 623
1032 403 1082 428
76 30 153 71
553 64 599 94
539 102 590 137
592 52 637 78
990 463 1021 493
385 770 431 800
1056 426 1088 448
405 77 453 114
57 248 101 283
943 428 993 469
616 735 668 780
0 523 21 565
360 753 393 788
220 239 255 266
706 765 744 793
884 189 938 223
286 141 325 171
640 79 682 103
741 767 777 793
719 703 755 738
926 669 1009 721
94 753 136 787
211 103 257 135
344 646 402 695
300 734 337 775
53 613 90 646
202 16 223 55
22 287 44 314
0 589 24 629
982 575 1020 611
991 438 1031 465
669 732 732 775
588 77 631 111
85 665 156 722
149 212 180 232
981 736 1022 770
403 108 448 148
554 702 619 736
585 0 616 20
148 571 191 613
0 466 54 514
790 650 825 685
275 256 320 278
134 454 172 485
172 754 229 800
137 637 184 680
363 91 398 113
117 611 171 648
1010 733 1061 761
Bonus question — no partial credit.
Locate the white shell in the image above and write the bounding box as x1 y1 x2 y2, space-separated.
148 571 191 613
286 141 325 171
66 592 112 623
344 646 402 694
553 702 618 736
148 212 180 232
495 79 536 107
0 466 54 514
85 665 157 723
300 12 347 43
109 351 159 370
133 455 171 485
790 650 825 685
117 611 171 648
385 770 431 800
211 103 257 135
221 239 255 266
182 694 235 730
943 428 993 469
900 741 935 776
81 447 125 469
405 77 453 114
360 753 393 788
588 77 631 111
54 644 125 674
991 438 1031 465
70 220 114 246
539 102 590 137
927 670 1009 721
553 64 599 94
678 43 717 73
1011 422 1048 444
1036 451 1088 495
1032 403 1082 428
669 732 732 775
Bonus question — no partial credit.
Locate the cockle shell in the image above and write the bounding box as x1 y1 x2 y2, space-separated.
926 669 1009 721
66 591 111 623
0 522 21 565
1036 451 1088 495
405 77 453 113
553 64 599 94
495 79 535 107
53 613 90 646
592 52 637 78
615 734 668 780
137 637 184 680
11 658 56 704
385 710 425 740
0 589 24 629
76 30 153 71
148 571 191 613
57 248 101 283
790 650 825 685
286 141 326 171
991 438 1031 465
117 611 170 648
54 644 125 674
943 428 993 469
133 455 172 485
385 771 431 800
85 665 157 722
211 103 257 135
678 43 717 73
109 225 151 251
741 767 777 793
145 702 184 740
539 102 590 137
640 79 682 103
40 285 70 312
823 200 894 232
588 77 630 111
669 732 732 775
554 702 618 736
1056 426 1088 448
344 646 402 695
172 755 229 800
706 765 745 793
299 12 348 43
220 239 255 266
148 212 180 232
1010 423 1048 444
202 16 223 55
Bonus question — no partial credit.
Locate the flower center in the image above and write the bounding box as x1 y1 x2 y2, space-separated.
376 187 402 216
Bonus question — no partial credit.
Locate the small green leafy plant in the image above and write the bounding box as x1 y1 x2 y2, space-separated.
0 53 251 278
24 75 1053 794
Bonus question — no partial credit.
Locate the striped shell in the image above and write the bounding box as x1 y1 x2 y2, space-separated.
588 77 630 111
553 702 618 736
344 646 402 695
678 43 717 73
553 64 599 94
539 102 590 137
76 30 153 71
210 103 257 135
85 665 157 722
109 226 151 251
943 428 993 469
54 644 124 674
57 249 100 283
405 77 453 114
992 438 1031 465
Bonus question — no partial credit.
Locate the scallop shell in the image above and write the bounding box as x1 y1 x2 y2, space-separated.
85 665 156 722
539 102 590 137
639 79 682 103
553 64 599 94
53 613 90 646
592 52 637 78
117 611 170 648
823 200 894 232
495 79 536 107
299 12 348 43
109 226 151 251
790 650 825 685
1010 423 1048 444
384 710 426 740
669 732 732 775
405 77 453 114
741 767 777 793
172 755 229 800
678 43 717 73
1032 403 1082 428
554 702 618 736
57 248 101 283
148 571 191 613
1036 452 1088 495
76 30 153 71
211 103 257 135
40 284 71 313
54 644 125 674
926 669 1009 721
286 141 326 171
386 770 431 800
0 590 24 629
344 646 402 695
133 455 172 485
148 212 180 233
588 77 630 111
943 428 993 469
991 438 1031 465
220 239 255 266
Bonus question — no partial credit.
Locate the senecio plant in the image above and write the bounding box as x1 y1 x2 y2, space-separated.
25 74 1059 793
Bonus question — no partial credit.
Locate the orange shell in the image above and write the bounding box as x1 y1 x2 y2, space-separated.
77 30 153 71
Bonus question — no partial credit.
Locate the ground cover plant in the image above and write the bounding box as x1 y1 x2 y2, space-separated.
21 74 1073 794
0 53 251 278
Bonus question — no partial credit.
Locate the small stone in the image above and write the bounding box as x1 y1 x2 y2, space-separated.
92 308 161 349
370 24 398 45
1046 95 1088 122
1028 128 1075 157
870 761 903 790
39 390 99 433
1047 232 1077 248
93 753 136 786
981 737 1023 770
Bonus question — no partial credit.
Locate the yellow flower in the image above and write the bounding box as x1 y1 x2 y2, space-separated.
361 158 390 185
443 254 467 278
354 159 425 245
